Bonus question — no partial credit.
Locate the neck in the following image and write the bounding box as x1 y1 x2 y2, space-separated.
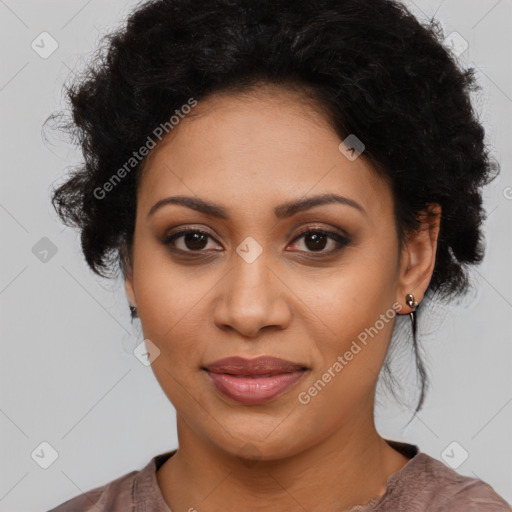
156 411 410 512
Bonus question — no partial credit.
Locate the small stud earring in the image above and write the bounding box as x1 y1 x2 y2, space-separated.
403 292 427 413
405 293 419 312
405 293 419 339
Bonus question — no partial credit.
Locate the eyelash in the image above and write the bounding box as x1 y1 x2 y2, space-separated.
162 226 351 258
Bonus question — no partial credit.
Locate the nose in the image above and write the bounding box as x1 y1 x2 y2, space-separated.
212 251 292 338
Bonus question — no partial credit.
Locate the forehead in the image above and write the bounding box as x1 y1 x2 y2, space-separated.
137 89 392 221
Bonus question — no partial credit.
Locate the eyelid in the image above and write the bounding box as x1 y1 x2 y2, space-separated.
162 226 222 247
290 224 350 240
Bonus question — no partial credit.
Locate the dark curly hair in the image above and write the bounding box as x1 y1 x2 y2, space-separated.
47 0 499 416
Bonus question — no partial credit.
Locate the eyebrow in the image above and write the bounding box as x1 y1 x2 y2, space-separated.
147 193 367 220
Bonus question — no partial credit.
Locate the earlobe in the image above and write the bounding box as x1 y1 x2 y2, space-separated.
396 203 442 309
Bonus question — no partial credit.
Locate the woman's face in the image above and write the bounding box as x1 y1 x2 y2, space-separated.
125 87 434 461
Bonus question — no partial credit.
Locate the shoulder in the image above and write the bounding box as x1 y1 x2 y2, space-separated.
48 450 176 512
46 450 176 512
46 468 138 512
392 452 512 511
49 471 138 512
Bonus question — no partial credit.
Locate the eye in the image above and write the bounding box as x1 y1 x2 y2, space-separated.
163 229 222 253
162 226 351 256
287 228 350 255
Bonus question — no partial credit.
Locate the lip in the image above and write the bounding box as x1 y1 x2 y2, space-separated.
203 356 309 405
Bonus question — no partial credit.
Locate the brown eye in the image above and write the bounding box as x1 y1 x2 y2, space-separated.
288 228 350 255
162 226 350 258
303 231 328 251
163 229 221 252
181 231 208 250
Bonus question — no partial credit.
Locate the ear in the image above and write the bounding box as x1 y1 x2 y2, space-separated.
120 243 137 308
396 203 441 311
124 270 137 308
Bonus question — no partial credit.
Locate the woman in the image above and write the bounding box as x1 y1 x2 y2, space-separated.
47 0 510 510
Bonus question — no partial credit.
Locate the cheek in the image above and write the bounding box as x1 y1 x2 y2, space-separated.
305 247 398 343
136 274 209 358
131 239 211 357
132 260 212 410
298 244 399 403
132 229 196 315
306 285 396 397
294 291 397 438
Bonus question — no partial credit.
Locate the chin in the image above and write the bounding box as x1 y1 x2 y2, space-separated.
206 425 307 464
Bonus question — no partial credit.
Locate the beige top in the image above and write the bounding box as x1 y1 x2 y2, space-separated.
47 440 511 511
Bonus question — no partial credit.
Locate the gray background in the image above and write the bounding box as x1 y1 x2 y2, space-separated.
1 0 511 510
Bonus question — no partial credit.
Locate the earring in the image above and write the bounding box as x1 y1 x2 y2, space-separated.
405 293 419 340
404 292 428 414
129 305 138 319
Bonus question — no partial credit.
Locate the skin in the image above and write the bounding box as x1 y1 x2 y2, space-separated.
124 84 441 512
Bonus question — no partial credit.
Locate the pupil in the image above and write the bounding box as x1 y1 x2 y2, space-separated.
305 232 327 251
185 232 207 250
